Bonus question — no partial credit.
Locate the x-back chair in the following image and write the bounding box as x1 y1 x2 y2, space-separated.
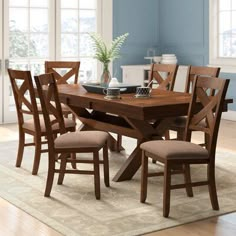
140 75 229 217
34 72 110 199
8 69 76 175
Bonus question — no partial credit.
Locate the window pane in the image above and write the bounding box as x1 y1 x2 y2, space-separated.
61 10 78 33
79 58 97 83
61 34 79 57
233 11 236 29
30 9 48 32
9 0 28 7
80 10 96 32
79 0 96 9
29 34 49 57
232 34 236 57
61 0 78 8
9 8 28 32
30 0 48 8
219 0 231 11
30 62 45 75
80 34 93 56
233 2 236 10
9 33 28 58
219 12 231 33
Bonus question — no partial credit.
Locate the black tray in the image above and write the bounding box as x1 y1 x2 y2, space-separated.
82 83 141 94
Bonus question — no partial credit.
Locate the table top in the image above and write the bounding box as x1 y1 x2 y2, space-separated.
57 84 193 120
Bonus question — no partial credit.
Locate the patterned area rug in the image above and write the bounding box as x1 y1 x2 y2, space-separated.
0 138 236 236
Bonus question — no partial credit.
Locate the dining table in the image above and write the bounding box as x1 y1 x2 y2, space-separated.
57 84 232 182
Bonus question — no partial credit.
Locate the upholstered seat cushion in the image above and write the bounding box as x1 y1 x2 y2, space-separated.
23 116 75 132
140 140 209 160
54 131 109 149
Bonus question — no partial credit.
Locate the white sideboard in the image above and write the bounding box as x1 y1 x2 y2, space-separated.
121 64 189 92
121 64 150 86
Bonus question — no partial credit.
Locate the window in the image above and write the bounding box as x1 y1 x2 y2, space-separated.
209 0 236 72
1 0 112 123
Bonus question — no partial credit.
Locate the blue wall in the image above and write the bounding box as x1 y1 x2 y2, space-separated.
112 0 160 79
113 0 235 110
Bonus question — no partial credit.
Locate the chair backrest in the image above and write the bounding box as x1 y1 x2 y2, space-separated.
8 69 41 131
148 63 178 91
34 73 66 146
185 66 220 93
45 61 80 84
184 76 230 158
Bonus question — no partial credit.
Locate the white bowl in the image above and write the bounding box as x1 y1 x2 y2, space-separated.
162 54 176 57
153 56 162 63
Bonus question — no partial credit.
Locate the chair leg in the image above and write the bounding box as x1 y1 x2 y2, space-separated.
164 130 170 140
183 164 194 197
140 151 148 203
71 153 77 169
32 135 41 175
176 129 184 140
16 131 25 167
163 163 171 217
117 134 122 152
103 143 110 187
57 154 68 185
93 151 101 200
44 158 56 197
207 163 219 210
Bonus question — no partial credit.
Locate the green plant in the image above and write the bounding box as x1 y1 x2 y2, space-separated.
88 32 129 70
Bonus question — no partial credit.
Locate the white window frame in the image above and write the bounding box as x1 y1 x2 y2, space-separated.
55 0 112 78
209 0 236 73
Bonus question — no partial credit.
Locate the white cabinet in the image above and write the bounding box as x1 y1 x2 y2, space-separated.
121 64 189 92
121 65 150 86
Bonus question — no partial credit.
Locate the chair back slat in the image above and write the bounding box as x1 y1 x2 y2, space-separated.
45 61 80 84
149 64 178 91
185 66 220 93
185 76 230 156
8 69 41 130
34 73 66 145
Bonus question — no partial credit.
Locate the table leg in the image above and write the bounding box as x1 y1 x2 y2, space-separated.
112 140 142 182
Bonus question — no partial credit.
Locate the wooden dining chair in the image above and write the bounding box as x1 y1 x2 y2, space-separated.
148 63 178 90
170 66 221 141
45 61 80 118
117 63 179 148
34 72 110 199
140 75 230 217
8 69 76 175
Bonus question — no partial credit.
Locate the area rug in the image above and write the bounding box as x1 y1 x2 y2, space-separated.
0 138 236 236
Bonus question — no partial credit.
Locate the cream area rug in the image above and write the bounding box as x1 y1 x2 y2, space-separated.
0 138 236 236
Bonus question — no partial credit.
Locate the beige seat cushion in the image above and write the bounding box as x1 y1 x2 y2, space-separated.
23 116 75 132
54 131 109 149
140 140 209 160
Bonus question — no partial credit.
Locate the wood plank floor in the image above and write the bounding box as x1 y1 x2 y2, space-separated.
0 119 236 236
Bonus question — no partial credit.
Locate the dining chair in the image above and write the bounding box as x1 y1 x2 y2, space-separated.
8 69 76 175
140 75 230 217
148 63 178 90
170 66 221 141
117 63 179 148
34 72 110 199
45 61 80 118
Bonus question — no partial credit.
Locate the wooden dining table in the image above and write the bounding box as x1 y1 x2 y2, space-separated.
57 84 232 182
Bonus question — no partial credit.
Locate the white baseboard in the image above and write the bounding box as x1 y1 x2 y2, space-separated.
222 110 236 121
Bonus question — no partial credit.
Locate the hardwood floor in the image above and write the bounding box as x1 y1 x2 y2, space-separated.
0 119 236 236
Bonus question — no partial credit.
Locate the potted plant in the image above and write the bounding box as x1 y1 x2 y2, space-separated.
89 32 129 87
